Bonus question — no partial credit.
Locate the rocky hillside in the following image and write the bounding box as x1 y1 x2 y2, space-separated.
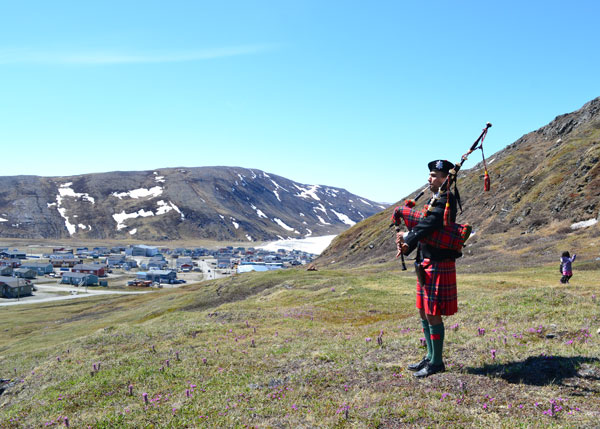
0 167 385 242
318 97 600 271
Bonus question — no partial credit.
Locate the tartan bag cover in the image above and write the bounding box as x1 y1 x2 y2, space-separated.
391 202 470 251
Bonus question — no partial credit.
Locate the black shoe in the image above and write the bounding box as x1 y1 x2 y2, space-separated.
414 362 445 378
407 357 429 371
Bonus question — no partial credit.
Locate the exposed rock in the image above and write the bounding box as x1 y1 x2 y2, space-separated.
0 167 384 241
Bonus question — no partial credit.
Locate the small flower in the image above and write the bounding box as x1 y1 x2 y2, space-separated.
128 384 134 396
490 349 496 360
365 337 372 343
143 392 149 404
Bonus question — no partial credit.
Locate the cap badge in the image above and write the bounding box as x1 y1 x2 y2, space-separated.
435 160 444 170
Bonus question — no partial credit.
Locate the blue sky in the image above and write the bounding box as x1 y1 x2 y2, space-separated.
2 1 599 203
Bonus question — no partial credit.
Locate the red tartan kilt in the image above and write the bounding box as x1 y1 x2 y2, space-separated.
416 258 457 316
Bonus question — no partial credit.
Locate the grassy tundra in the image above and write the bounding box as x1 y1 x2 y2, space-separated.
1 263 599 427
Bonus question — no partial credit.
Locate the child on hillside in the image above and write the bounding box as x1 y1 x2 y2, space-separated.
560 251 576 284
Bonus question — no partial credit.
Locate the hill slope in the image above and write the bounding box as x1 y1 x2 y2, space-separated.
318 97 600 270
0 167 385 242
1 265 599 426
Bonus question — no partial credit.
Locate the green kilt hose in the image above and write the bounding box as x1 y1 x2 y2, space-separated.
416 258 458 316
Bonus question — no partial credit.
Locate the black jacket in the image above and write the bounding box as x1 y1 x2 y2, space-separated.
403 191 462 261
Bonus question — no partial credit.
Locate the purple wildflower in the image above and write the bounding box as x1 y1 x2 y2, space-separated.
143 392 148 404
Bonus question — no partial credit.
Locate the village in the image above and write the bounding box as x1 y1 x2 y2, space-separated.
0 244 317 301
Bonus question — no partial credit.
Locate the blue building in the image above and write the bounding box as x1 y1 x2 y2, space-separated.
19 262 54 275
137 270 177 283
61 272 99 286
129 245 160 257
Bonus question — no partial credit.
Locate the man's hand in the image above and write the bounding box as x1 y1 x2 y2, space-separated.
395 232 409 258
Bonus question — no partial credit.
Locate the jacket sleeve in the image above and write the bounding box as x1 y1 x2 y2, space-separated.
403 196 446 255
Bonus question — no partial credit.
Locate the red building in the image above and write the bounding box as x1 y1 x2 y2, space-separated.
72 263 106 277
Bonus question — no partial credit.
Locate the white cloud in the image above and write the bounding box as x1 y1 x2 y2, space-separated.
0 45 277 65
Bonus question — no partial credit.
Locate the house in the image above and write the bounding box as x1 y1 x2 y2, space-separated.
0 276 33 298
19 262 54 275
61 272 99 286
217 258 232 269
72 264 106 277
5 250 26 260
147 258 168 270
124 259 138 268
13 268 37 279
176 257 194 271
129 245 159 257
0 266 13 276
105 255 126 267
50 258 82 268
0 259 22 268
138 270 177 283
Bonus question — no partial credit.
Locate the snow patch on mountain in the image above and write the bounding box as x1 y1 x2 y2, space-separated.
294 184 321 201
58 183 95 204
250 203 268 219
571 218 597 229
112 186 163 199
316 215 331 225
113 209 154 230
54 183 95 235
331 210 356 226
273 217 299 234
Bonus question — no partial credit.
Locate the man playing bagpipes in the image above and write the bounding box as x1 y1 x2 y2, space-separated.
393 123 491 378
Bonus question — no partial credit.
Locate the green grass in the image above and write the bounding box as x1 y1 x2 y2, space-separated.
1 264 599 427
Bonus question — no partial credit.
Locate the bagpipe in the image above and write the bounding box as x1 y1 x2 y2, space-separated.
390 123 492 270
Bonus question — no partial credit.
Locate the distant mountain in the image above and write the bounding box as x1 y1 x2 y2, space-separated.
318 96 600 270
0 167 385 242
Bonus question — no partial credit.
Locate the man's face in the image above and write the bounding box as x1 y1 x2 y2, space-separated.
428 170 447 193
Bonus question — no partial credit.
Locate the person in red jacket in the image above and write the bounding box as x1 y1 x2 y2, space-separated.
396 159 462 378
